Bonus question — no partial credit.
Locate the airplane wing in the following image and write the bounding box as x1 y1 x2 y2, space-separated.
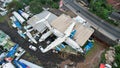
35 19 45 24
45 13 51 19
35 13 51 25
42 37 66 53
26 31 37 44
44 21 53 30
64 22 75 37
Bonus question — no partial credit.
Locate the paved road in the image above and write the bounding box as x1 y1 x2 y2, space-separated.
63 0 120 41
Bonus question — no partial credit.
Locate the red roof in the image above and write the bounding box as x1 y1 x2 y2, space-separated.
100 63 105 68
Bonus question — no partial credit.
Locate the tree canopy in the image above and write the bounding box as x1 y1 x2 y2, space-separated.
7 0 60 14
89 0 119 26
27 0 59 14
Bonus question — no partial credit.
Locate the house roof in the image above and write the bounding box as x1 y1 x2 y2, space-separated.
27 11 57 33
51 14 94 46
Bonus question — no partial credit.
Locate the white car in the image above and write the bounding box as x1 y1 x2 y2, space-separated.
39 46 43 50
29 45 37 51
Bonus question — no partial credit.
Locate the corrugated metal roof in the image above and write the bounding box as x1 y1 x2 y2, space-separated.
51 14 94 46
27 11 57 33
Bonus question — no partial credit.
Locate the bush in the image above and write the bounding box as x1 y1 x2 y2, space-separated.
21 0 33 5
7 0 60 14
113 46 120 68
52 3 59 9
89 0 118 26
29 0 43 14
100 51 106 63
29 0 59 14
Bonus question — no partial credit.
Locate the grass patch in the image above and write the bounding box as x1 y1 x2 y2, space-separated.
100 50 106 63
85 42 97 57
85 40 97 56
0 16 7 23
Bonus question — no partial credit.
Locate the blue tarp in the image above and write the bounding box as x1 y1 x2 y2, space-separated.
84 42 93 52
14 20 22 29
70 30 76 38
6 44 19 57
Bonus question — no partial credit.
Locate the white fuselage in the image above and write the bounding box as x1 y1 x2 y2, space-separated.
39 23 83 53
38 13 83 53
25 31 37 44
12 11 25 24
19 11 30 19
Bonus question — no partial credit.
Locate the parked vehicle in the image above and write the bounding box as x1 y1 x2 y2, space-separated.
29 45 37 51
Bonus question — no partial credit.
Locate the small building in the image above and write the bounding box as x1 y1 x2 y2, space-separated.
0 30 10 46
51 14 94 47
0 30 14 51
27 11 57 33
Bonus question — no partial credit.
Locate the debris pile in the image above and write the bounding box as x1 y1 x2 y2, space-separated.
105 47 115 64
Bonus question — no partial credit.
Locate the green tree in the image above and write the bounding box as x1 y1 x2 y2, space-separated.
53 0 59 2
46 0 53 5
28 0 59 14
7 1 24 11
41 0 46 4
114 46 120 68
29 0 43 14
89 0 117 26
52 3 59 9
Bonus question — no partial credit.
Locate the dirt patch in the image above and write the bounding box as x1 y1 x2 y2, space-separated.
21 52 42 66
59 38 109 68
